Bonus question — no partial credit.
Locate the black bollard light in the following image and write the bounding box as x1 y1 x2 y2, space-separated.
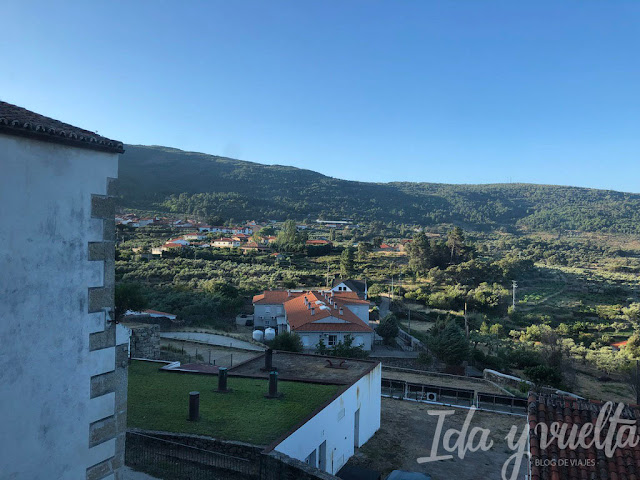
217 367 231 393
188 391 200 421
265 370 283 399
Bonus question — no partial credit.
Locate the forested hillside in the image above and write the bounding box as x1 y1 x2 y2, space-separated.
118 145 640 233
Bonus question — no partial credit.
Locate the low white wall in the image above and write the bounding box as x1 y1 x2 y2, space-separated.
274 363 381 474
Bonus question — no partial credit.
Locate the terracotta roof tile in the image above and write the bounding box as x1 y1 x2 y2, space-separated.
529 393 640 480
283 291 372 333
0 101 124 153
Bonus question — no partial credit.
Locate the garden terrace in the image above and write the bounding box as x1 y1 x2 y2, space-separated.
127 360 342 445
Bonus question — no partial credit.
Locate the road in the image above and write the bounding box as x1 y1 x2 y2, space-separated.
159 332 266 351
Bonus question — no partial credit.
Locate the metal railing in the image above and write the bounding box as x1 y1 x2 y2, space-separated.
125 431 258 480
381 378 527 415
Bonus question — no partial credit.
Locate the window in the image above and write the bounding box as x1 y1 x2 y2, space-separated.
265 319 270 327
328 335 337 347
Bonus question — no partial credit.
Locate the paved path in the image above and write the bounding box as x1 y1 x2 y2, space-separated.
159 332 266 351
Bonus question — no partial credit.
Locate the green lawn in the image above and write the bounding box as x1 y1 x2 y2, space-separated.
127 360 341 445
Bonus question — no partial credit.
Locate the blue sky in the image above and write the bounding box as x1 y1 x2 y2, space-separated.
2 1 638 192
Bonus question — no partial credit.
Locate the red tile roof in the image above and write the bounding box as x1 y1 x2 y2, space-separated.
528 393 640 480
283 291 372 333
252 290 372 333
252 291 303 305
163 242 185 248
306 239 332 245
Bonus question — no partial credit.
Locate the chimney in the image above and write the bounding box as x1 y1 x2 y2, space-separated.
331 290 334 297
287 290 291 297
339 307 343 316
265 348 273 371
311 307 315 315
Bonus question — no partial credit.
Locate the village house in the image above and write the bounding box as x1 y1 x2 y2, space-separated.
331 278 368 299
0 101 127 479
240 241 271 254
252 290 374 350
306 239 333 246
182 232 205 241
213 237 241 248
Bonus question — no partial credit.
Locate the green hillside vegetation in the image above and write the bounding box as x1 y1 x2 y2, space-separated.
118 145 640 233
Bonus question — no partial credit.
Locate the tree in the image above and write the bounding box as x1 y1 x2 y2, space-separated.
329 335 368 359
446 227 465 264
623 303 640 330
316 338 328 355
114 283 147 321
489 323 505 337
524 365 563 388
340 246 355 277
407 233 432 275
357 242 371 261
376 314 400 345
428 322 469 366
258 225 275 237
277 219 299 246
269 332 303 352
626 334 640 359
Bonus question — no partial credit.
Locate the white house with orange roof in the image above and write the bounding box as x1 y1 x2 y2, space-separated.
252 290 374 350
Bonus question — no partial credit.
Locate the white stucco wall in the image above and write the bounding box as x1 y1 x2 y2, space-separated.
299 332 374 351
344 304 369 324
254 303 285 328
273 363 382 474
0 134 119 479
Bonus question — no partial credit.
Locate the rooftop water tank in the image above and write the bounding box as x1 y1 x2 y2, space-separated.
252 330 264 342
264 327 276 341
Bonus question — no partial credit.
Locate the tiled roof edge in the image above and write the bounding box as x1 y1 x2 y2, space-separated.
0 104 124 154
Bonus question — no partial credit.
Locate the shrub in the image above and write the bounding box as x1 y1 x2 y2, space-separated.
268 332 303 352
376 314 400 345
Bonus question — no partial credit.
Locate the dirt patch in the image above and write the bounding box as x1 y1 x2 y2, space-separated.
572 370 635 404
348 398 526 480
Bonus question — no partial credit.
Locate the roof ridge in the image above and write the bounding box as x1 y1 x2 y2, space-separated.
0 101 124 153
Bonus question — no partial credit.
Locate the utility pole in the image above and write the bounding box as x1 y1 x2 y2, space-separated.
391 276 394 302
464 302 469 339
326 263 330 288
408 307 411 335
512 280 518 310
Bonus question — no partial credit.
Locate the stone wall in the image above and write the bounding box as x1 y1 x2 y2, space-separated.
126 430 339 480
483 368 533 390
129 324 160 359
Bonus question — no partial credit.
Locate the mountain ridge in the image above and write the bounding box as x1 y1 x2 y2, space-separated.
117 144 640 233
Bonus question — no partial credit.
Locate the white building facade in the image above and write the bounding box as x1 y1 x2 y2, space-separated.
0 102 127 480
272 362 382 474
